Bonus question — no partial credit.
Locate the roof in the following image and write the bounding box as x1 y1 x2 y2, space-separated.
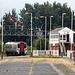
51 28 62 34
50 27 75 34
5 42 26 44
5 42 18 44
58 27 75 34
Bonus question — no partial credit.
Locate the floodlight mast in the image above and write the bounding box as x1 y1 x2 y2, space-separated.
50 16 53 51
40 16 47 53
0 3 4 59
62 13 66 56
25 12 32 57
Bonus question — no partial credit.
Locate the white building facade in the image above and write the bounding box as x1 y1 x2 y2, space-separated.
49 27 75 56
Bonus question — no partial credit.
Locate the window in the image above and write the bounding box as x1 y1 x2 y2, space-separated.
60 35 62 40
55 35 59 38
51 35 59 39
73 33 75 43
18 44 20 48
60 35 67 40
67 34 69 42
63 35 66 40
24 44 26 48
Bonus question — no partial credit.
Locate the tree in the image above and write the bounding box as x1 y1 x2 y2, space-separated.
1 1 73 46
3 12 11 25
33 38 49 50
19 1 72 31
2 1 72 30
11 9 18 23
19 3 34 30
3 9 18 25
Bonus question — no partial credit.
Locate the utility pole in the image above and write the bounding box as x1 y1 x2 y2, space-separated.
62 13 66 56
1 3 3 59
31 13 32 57
50 16 53 50
40 16 47 54
45 17 47 51
71 10 73 51
25 12 32 57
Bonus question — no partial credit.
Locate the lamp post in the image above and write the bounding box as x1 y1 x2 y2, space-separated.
45 17 47 51
25 12 32 57
1 3 3 59
50 16 53 50
62 13 66 56
40 16 47 54
71 10 74 51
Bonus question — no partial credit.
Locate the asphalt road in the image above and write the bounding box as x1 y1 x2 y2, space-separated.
0 62 66 75
0 56 75 75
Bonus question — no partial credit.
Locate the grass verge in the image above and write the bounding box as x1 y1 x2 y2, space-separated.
36 59 46 63
34 55 60 58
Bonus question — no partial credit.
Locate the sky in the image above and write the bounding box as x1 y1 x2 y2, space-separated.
0 0 75 24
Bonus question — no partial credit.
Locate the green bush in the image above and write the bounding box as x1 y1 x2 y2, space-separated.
26 46 31 55
33 38 49 50
26 46 37 55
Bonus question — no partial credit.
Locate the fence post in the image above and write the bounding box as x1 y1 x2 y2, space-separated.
70 53 72 59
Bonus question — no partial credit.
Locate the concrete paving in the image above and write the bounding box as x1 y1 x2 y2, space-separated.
0 62 75 75
0 62 65 75
32 63 58 75
50 63 65 75
0 56 75 75
54 63 75 75
0 62 31 75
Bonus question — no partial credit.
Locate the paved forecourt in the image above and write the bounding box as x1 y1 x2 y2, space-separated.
0 62 31 75
0 62 66 75
32 63 58 75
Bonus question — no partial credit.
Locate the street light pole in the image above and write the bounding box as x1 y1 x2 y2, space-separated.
40 16 47 54
62 13 66 55
1 3 3 59
50 16 53 50
31 13 32 57
25 12 32 57
45 17 47 51
71 10 73 51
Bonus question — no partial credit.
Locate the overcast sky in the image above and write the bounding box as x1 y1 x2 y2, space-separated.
0 0 75 24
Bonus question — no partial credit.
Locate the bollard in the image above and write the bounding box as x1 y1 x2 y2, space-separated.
61 52 63 57
70 53 72 59
30 52 32 57
45 51 46 55
74 57 75 61
1 52 3 59
49 51 51 56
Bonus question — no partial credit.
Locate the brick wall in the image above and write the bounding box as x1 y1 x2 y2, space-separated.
49 43 59 50
49 43 75 51
65 43 75 51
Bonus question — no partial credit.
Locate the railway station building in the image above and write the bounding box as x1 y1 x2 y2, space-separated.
49 27 75 57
